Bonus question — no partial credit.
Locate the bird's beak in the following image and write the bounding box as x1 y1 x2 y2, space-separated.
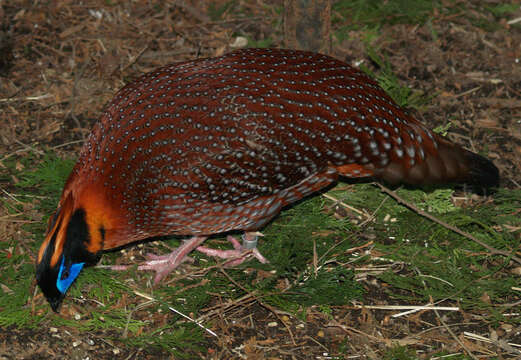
47 294 64 313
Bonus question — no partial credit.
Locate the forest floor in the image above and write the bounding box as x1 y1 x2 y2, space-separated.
0 1 520 359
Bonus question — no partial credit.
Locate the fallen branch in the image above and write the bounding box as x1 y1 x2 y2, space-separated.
375 183 521 265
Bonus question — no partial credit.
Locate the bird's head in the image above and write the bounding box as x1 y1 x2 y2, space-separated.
36 192 104 312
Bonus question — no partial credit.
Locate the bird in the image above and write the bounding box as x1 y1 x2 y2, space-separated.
36 48 499 312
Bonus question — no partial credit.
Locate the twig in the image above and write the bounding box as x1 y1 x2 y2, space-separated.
133 290 218 337
304 335 329 352
353 305 459 311
507 16 521 25
500 298 521 309
415 265 479 360
120 44 150 74
375 183 521 264
122 300 155 339
352 301 460 318
51 140 85 149
317 232 371 266
391 299 456 318
326 318 394 345
312 238 318 278
418 274 454 287
0 219 39 223
464 332 521 355
0 94 52 103
359 195 389 227
322 193 370 218
437 308 478 358
219 269 297 346
0 148 35 163
454 86 481 98
14 139 45 156
1 188 23 204
431 354 463 359
0 140 83 163
198 291 259 320
414 322 479 337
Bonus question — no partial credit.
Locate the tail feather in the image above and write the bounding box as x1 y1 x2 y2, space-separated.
461 149 499 189
375 136 499 192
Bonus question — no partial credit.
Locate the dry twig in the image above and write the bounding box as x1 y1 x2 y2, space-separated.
375 183 521 265
134 290 218 337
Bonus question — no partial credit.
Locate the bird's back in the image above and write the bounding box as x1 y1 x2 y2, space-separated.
64 48 498 248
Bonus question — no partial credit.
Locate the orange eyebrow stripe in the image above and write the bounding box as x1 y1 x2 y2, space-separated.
49 192 75 268
37 210 62 264
50 215 69 268
37 231 53 264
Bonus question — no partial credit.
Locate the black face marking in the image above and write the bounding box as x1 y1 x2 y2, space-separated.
62 208 100 266
64 208 90 263
36 207 100 312
99 225 106 242
36 226 62 311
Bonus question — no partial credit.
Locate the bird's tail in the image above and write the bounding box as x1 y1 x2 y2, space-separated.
374 135 499 192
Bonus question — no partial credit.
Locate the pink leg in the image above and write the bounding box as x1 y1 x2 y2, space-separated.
137 236 208 284
196 232 268 266
111 233 268 282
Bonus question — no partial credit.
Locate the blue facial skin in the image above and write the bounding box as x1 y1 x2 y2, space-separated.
56 257 84 294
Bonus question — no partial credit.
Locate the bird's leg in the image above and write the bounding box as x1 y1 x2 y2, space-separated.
137 236 208 284
111 232 267 282
195 232 268 266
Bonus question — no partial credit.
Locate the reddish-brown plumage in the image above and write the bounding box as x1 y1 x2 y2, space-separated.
59 48 499 251
37 48 499 310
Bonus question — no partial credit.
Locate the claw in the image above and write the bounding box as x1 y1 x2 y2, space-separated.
110 232 268 284
196 232 269 266
134 236 207 284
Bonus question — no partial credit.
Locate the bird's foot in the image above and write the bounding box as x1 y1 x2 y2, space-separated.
196 232 268 266
110 232 267 283
136 236 208 284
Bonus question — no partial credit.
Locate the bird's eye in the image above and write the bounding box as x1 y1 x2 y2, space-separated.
61 268 70 280
56 257 85 294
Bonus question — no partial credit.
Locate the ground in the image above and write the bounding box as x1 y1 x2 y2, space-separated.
0 1 520 359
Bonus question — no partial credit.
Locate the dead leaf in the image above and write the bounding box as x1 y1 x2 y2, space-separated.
244 337 265 360
475 118 499 128
510 267 521 275
59 24 85 39
0 283 13 295
253 269 274 284
480 292 491 304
